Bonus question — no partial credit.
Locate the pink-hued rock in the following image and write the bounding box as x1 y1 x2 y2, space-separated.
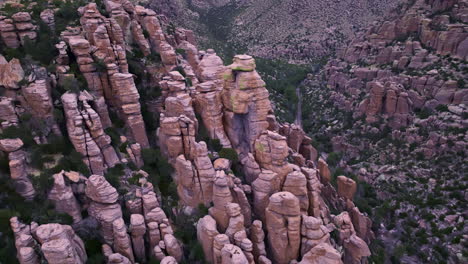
317 158 331 184
224 203 245 242
283 171 309 213
130 214 146 262
221 244 249 264
337 176 357 200
0 17 20 48
164 234 183 262
62 92 120 175
300 216 331 256
22 80 54 118
112 218 135 262
302 167 327 219
298 242 343 264
34 223 87 264
40 9 55 29
213 234 230 264
250 220 267 262
0 97 19 127
48 171 82 223
109 73 149 148
265 192 301 264
209 171 234 232
222 56 273 156
0 138 35 199
334 212 371 263
0 56 24 89
108 253 132 264
254 131 292 184
197 215 220 263
85 175 123 245
85 175 119 204
365 82 385 123
160 256 178 264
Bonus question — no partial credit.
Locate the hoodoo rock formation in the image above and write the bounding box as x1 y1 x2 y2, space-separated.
4 0 451 263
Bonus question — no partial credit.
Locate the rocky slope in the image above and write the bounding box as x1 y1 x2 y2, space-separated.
300 0 467 262
0 0 379 264
148 0 399 63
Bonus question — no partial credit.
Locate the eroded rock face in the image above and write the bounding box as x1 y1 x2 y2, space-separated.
337 176 357 200
317 158 331 184
0 56 24 89
0 97 19 127
300 216 331 256
0 17 21 48
283 171 309 214
109 73 149 148
209 171 234 232
129 214 146 262
265 192 301 264
62 92 119 175
221 244 249 264
0 12 36 49
250 220 268 262
0 138 35 199
254 131 292 184
48 171 82 223
334 212 371 264
197 215 220 263
299 242 343 264
85 175 123 246
251 170 280 221
112 218 135 262
222 55 273 156
22 80 54 119
40 9 55 30
164 234 183 262
34 223 87 264
224 203 245 242
10 217 40 264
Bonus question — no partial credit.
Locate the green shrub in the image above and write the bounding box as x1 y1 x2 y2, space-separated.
54 0 83 34
60 75 81 94
109 110 126 129
93 59 107 73
208 138 223 152
22 22 58 65
435 104 449 112
128 173 144 186
84 239 105 264
174 66 186 77
327 152 342 167
219 148 238 162
176 48 186 56
415 107 432 119
105 164 125 189
105 127 121 148
141 148 174 198
147 51 161 63
457 78 466 88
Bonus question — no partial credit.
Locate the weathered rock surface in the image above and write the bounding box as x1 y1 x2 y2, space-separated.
85 175 123 246
48 171 82 223
0 138 35 199
265 192 301 264
0 56 24 89
34 223 87 264
62 92 119 175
